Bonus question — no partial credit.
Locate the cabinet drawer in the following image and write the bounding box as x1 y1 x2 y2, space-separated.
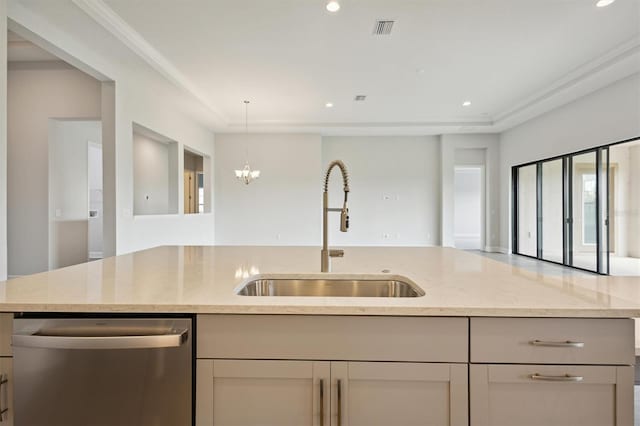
470 364 634 426
470 318 634 365
197 315 468 362
0 314 11 357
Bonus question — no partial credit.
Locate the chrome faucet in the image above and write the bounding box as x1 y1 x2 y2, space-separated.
321 160 350 272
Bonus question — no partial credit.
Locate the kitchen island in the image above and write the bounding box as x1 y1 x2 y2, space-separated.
0 246 637 426
0 246 638 316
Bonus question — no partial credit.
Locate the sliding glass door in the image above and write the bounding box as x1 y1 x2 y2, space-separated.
516 165 537 257
569 151 598 272
540 159 563 263
513 147 611 274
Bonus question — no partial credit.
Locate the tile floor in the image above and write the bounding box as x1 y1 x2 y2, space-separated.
470 251 594 277
472 250 640 276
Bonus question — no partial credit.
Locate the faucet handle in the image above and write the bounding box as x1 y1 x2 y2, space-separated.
329 249 344 258
340 208 349 232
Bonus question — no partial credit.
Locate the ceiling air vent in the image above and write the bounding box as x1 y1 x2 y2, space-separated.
373 20 395 35
354 95 367 101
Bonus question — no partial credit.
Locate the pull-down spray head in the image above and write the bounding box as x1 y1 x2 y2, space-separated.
324 160 350 232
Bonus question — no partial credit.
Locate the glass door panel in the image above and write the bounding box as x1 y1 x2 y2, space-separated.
598 148 609 274
541 160 563 263
570 152 597 272
517 165 538 257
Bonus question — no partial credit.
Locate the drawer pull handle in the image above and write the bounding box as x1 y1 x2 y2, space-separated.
0 373 8 422
319 379 325 426
530 373 584 382
530 339 584 348
337 379 342 426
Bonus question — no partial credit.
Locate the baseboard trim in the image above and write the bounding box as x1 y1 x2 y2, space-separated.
484 246 509 254
89 251 104 259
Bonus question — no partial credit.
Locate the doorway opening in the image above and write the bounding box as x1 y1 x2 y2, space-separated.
453 166 485 250
48 120 103 269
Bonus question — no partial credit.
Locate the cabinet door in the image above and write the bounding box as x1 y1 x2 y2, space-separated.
331 362 468 426
196 359 330 426
470 364 634 426
0 358 13 426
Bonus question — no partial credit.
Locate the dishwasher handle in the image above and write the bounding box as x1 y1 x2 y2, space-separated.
12 328 189 350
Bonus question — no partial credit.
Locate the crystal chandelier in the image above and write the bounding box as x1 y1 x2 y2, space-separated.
234 100 261 185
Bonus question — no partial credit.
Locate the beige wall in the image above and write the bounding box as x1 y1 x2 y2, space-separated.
133 132 178 216
323 136 441 247
7 64 101 276
214 133 322 245
0 0 7 281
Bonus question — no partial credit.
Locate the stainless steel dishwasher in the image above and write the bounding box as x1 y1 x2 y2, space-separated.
12 317 192 426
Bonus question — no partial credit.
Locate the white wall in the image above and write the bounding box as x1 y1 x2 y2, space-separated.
323 136 440 247
112 83 216 254
133 133 176 216
500 73 640 251
7 64 101 276
215 134 322 245
0 1 8 281
441 134 501 251
6 5 218 259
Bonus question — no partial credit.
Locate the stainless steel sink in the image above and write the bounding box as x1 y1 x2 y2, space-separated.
236 275 425 297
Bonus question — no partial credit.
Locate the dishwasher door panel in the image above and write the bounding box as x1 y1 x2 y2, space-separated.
13 318 192 426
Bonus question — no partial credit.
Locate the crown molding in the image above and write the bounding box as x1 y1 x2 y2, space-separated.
493 37 640 131
72 0 229 126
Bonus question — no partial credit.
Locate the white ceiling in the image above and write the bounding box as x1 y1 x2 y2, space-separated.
29 0 640 134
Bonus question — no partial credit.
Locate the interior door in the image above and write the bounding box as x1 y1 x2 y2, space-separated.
184 170 195 214
331 362 468 426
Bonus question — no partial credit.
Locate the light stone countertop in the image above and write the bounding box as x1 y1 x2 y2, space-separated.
0 246 639 317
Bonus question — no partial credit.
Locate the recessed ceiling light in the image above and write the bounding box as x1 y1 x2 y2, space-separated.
462 101 472 107
596 0 615 7
326 1 340 12
325 102 334 108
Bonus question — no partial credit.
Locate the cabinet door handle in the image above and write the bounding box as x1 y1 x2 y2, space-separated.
337 379 342 426
530 339 584 348
530 373 584 382
0 373 8 422
319 379 324 426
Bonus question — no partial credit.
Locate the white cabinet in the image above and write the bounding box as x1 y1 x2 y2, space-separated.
196 360 468 426
470 364 634 426
469 318 635 426
197 360 329 426
0 357 12 426
0 315 12 426
331 362 467 426
196 315 635 426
